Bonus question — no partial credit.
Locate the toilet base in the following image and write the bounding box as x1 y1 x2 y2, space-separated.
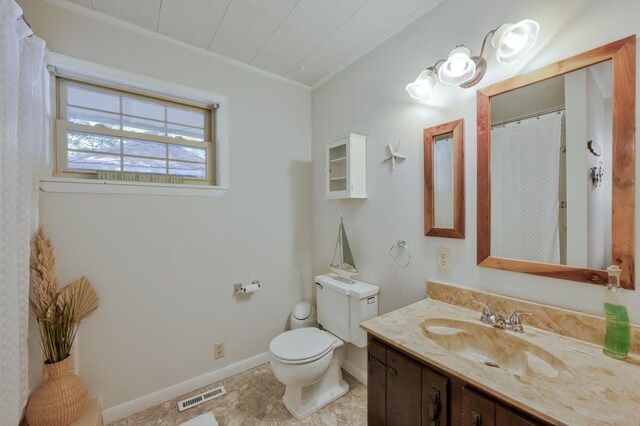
281 347 349 420
282 378 349 421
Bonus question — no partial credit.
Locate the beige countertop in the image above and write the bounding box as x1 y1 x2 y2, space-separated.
361 298 640 425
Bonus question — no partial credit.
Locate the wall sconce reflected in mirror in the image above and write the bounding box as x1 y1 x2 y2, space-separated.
406 19 540 102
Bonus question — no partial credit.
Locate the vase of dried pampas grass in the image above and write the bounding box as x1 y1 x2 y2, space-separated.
26 228 99 426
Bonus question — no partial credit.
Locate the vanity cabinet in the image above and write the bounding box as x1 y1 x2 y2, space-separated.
367 337 546 426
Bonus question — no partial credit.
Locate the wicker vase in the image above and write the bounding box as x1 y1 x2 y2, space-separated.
26 357 88 426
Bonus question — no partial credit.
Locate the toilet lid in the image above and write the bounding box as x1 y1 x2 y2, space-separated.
270 328 336 362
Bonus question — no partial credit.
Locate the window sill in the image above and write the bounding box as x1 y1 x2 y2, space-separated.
39 177 228 197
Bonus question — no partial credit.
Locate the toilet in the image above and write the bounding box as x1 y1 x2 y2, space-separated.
269 274 379 420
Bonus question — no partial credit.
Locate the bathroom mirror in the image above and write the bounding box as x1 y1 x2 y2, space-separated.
477 36 636 289
424 119 465 238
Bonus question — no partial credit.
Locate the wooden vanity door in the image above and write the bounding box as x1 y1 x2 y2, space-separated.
422 367 449 426
368 341 387 426
386 349 422 425
368 340 422 425
462 387 495 426
495 405 538 426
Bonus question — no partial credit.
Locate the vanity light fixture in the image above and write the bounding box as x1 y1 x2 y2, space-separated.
492 19 540 63
405 68 438 101
438 46 477 86
405 19 540 99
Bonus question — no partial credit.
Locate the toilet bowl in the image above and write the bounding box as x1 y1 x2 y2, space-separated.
269 327 348 420
269 274 379 420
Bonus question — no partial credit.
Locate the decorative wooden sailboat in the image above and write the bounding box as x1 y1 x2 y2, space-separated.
330 216 358 280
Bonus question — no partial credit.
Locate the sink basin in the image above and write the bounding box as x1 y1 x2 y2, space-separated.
421 318 567 378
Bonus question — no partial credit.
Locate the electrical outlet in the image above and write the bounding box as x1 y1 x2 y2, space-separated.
437 248 451 271
214 343 225 360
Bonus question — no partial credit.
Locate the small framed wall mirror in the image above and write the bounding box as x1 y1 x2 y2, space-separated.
477 36 636 289
424 119 465 239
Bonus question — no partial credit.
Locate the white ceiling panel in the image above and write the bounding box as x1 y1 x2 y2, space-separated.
251 45 300 76
207 28 264 63
285 0 353 39
244 0 298 20
263 21 321 64
339 0 368 13
158 0 230 48
64 0 446 87
323 2 392 55
67 0 94 8
208 0 282 60
303 39 351 72
286 63 330 87
93 0 162 31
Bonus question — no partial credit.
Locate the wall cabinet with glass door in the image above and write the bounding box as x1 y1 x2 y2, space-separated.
325 133 367 199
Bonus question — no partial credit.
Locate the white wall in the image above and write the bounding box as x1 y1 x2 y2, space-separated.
19 0 312 411
311 0 640 373
586 68 612 269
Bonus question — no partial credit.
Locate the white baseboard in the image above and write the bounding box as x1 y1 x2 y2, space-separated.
342 359 367 386
101 352 270 424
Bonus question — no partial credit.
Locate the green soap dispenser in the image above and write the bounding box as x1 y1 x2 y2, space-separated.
603 265 630 359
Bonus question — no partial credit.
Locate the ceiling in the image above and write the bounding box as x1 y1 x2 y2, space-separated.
65 0 445 87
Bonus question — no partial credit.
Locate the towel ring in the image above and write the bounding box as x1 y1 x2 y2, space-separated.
389 240 412 268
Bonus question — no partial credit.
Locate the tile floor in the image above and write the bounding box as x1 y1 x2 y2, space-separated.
108 364 367 425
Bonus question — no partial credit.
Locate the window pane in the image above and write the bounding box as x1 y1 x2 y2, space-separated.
68 106 120 130
168 145 206 162
122 116 165 136
123 157 166 174
122 98 164 120
169 161 206 178
67 86 119 113
167 107 204 127
167 124 204 141
123 139 166 158
68 151 121 171
67 131 120 154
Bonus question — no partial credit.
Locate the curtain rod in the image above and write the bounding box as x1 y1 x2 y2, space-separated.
491 106 565 128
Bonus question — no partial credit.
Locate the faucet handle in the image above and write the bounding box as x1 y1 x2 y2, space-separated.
472 300 493 323
508 311 533 333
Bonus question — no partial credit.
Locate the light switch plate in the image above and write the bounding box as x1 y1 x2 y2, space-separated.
437 248 451 271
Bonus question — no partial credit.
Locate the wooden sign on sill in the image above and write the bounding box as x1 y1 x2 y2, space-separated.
97 171 184 184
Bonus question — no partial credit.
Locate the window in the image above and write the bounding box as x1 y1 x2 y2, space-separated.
55 77 216 185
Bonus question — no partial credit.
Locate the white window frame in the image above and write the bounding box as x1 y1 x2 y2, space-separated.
40 52 230 197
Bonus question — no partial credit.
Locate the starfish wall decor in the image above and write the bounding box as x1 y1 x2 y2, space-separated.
383 141 407 170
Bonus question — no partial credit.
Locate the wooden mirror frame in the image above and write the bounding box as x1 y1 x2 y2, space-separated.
477 36 636 289
424 119 465 239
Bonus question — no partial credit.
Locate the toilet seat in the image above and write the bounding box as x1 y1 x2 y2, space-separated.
270 328 339 365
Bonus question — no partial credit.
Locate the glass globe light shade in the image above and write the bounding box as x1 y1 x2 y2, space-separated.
492 19 540 63
438 46 476 85
405 68 437 101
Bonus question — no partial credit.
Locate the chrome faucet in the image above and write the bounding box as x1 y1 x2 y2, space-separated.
473 301 532 333
507 311 533 333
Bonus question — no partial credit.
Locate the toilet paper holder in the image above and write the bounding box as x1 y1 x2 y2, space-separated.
234 280 261 292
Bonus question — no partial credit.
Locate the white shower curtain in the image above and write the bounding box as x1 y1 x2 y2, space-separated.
0 0 46 423
490 112 563 264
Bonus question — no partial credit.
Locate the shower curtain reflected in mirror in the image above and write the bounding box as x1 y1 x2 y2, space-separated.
490 112 563 264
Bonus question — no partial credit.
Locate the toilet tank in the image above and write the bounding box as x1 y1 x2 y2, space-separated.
315 274 379 348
